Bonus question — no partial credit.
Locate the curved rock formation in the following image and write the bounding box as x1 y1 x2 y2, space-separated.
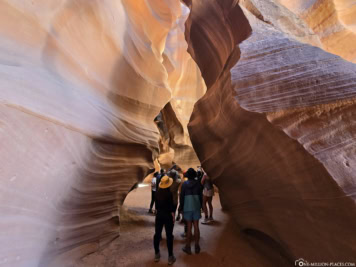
240 0 356 63
1 0 356 265
187 0 356 263
0 1 204 266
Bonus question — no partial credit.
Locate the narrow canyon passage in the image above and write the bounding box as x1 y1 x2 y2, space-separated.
74 186 290 267
1 0 356 265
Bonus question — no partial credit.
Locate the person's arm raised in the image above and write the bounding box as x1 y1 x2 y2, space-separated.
201 174 206 185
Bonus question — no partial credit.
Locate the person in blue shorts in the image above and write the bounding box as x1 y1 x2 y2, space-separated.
179 168 203 254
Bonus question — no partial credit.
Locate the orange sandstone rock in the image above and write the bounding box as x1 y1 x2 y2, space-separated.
187 0 356 263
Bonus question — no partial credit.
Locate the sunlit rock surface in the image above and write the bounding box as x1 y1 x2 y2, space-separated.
2 0 356 266
240 0 356 63
0 1 204 266
187 0 356 264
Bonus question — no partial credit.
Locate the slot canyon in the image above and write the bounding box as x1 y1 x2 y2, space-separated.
0 0 356 266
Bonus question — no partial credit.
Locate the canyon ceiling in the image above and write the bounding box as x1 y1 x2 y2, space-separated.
0 0 356 266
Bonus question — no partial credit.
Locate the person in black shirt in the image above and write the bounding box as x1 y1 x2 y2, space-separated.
153 175 176 265
155 168 166 192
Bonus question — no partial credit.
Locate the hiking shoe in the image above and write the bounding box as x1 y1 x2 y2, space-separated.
154 252 160 262
201 218 210 224
182 246 192 255
195 245 201 254
168 255 176 265
180 232 187 238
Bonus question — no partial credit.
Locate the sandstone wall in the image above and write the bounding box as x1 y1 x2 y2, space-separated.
241 0 356 63
2 0 356 265
187 0 356 263
0 1 204 266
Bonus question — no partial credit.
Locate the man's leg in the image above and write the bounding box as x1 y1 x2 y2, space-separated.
180 218 187 238
202 195 208 218
164 213 174 257
193 220 200 253
185 221 192 248
153 214 164 254
193 220 200 245
207 196 213 219
202 195 210 224
182 218 192 254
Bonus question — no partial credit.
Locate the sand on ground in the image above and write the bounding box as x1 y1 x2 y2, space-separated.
74 186 290 267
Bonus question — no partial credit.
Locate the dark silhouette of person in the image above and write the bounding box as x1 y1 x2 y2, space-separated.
153 176 176 265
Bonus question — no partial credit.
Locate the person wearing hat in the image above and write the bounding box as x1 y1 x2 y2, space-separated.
179 168 203 255
153 175 176 265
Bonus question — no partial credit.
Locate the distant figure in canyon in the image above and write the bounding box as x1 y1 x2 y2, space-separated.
153 175 176 265
178 176 188 238
168 164 182 216
196 166 205 213
196 166 204 182
177 170 188 237
148 172 158 214
180 168 202 255
201 172 214 224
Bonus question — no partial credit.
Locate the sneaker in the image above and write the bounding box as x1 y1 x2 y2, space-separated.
182 246 192 255
201 218 210 224
180 232 187 238
168 255 176 265
148 209 153 214
195 245 201 254
154 252 160 262
208 217 214 222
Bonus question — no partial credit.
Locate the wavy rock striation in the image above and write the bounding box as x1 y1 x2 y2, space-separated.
187 0 356 263
0 0 204 266
240 0 356 63
1 0 356 265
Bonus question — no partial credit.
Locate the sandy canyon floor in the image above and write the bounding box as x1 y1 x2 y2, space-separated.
72 186 290 267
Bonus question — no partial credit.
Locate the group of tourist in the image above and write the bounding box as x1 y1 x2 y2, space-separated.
149 164 214 265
